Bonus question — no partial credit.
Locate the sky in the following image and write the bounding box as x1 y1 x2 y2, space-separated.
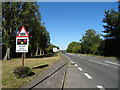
37 2 118 50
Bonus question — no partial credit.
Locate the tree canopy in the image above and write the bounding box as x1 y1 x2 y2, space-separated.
2 2 50 60
80 29 102 54
67 41 81 53
102 5 120 58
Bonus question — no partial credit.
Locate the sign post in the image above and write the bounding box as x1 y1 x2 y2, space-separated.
22 53 24 67
16 26 29 67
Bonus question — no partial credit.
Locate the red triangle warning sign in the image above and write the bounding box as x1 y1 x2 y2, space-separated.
16 26 29 37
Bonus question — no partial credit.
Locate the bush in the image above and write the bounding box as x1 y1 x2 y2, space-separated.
13 66 32 78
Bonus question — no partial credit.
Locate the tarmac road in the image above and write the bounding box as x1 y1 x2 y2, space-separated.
64 53 119 89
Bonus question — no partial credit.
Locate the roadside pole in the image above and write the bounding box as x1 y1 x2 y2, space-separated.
22 53 24 67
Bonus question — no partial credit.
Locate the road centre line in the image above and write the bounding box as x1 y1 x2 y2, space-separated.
75 64 78 67
78 67 83 71
97 85 105 90
84 73 92 79
72 61 74 64
105 61 120 66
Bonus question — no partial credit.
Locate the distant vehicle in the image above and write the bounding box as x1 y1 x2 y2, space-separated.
62 52 66 54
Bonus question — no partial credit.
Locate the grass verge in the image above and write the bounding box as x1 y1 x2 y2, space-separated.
69 52 116 60
2 54 60 88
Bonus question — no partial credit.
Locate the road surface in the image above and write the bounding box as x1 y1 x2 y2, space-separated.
64 53 119 89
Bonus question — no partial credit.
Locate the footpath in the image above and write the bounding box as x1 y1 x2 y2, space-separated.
20 54 69 89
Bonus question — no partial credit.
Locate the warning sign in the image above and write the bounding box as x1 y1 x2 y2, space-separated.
16 26 29 53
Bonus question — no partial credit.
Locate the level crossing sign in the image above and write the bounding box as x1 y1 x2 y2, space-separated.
16 26 29 53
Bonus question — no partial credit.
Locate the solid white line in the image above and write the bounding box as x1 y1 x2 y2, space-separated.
84 73 92 79
88 59 93 61
105 61 120 66
78 67 83 71
75 64 78 67
64 55 71 60
97 85 105 90
88 59 109 66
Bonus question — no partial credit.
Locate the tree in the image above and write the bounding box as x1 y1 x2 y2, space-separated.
39 25 50 55
2 2 21 60
67 41 81 53
102 5 120 58
2 2 42 59
45 44 59 53
80 29 101 54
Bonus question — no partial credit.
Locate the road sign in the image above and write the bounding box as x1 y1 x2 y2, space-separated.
16 26 29 53
53 48 59 53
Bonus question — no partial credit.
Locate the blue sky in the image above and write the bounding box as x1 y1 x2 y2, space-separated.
37 2 118 50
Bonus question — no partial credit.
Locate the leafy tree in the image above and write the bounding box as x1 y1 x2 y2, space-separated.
2 2 21 60
80 29 101 54
102 6 120 58
2 2 50 59
67 41 81 53
39 25 50 55
45 44 59 53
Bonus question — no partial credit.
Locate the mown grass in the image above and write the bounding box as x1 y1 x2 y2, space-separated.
2 54 60 88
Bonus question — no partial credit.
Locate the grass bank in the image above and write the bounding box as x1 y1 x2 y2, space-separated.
68 52 116 60
2 54 60 88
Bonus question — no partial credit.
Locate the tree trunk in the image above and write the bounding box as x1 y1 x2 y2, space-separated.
35 46 38 56
42 50 44 55
31 53 33 57
3 47 11 60
40 49 42 56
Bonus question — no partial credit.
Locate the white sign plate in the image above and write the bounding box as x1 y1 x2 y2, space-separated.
16 26 29 53
53 48 59 53
16 37 29 52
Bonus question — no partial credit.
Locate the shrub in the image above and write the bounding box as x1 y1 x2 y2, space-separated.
13 66 32 78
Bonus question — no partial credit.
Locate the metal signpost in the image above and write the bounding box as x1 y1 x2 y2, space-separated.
16 26 29 67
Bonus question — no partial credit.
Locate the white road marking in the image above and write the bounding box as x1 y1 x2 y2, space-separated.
84 73 92 79
105 61 120 66
114 66 118 69
75 64 78 67
88 59 109 66
72 61 75 64
78 67 83 71
64 55 71 60
97 85 105 90
88 59 93 61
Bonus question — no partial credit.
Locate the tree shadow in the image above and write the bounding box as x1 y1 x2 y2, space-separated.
32 64 49 69
27 72 35 77
28 53 57 59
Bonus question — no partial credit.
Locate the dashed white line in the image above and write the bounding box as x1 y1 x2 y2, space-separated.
78 67 83 71
84 73 92 79
72 61 75 64
75 64 78 67
97 85 105 90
